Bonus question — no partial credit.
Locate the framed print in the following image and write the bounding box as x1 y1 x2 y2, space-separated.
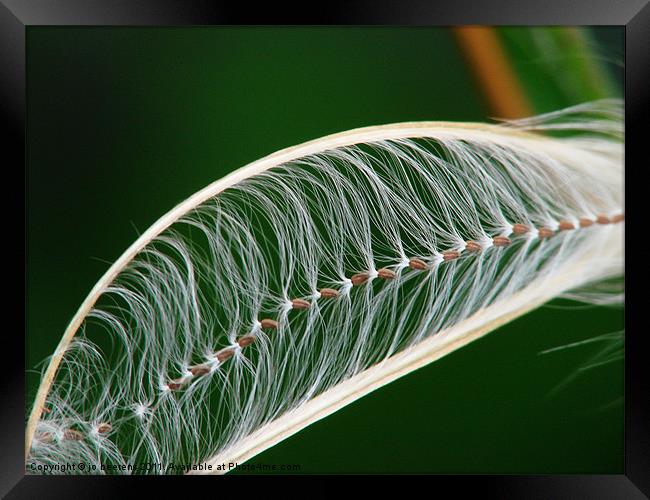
2 0 647 497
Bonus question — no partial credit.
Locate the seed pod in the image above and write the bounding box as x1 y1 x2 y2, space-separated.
610 213 624 223
579 218 594 227
596 215 610 224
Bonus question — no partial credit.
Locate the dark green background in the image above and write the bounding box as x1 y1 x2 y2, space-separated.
26 27 623 473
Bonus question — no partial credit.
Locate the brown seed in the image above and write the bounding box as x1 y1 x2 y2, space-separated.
465 241 481 253
320 288 339 298
610 213 625 223
260 318 279 329
237 335 256 348
189 364 211 377
351 272 370 286
512 223 529 235
442 251 460 261
215 347 236 363
42 406 51 414
96 423 112 434
596 215 610 225
558 220 575 231
291 298 311 310
537 227 554 239
37 431 53 443
167 377 188 390
579 218 594 228
408 258 428 270
377 268 396 280
63 429 84 441
492 236 511 247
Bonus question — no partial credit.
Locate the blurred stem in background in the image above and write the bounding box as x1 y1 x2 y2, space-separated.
454 26 620 118
453 26 533 119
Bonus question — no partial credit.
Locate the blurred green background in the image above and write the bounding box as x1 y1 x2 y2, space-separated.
26 27 623 473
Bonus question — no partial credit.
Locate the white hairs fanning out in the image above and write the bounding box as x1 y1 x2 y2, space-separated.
26 100 623 474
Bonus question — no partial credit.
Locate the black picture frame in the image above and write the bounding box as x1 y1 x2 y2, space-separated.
3 1 647 497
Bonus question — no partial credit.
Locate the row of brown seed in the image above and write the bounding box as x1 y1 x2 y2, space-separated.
39 214 622 447
166 213 624 388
